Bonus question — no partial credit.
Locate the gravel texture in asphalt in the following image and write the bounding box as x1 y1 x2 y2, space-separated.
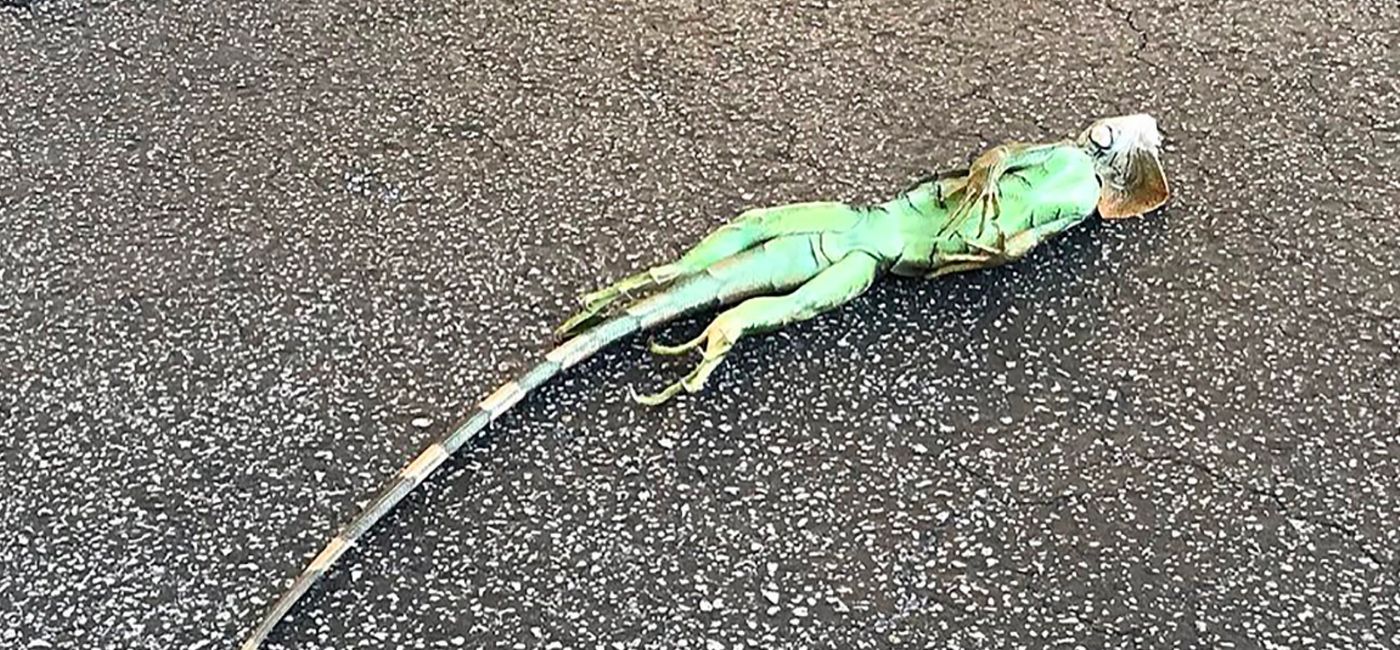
3 0 1398 648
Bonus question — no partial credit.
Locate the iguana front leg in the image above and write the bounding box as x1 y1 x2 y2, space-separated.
929 212 1087 277
555 202 863 338
938 142 1064 240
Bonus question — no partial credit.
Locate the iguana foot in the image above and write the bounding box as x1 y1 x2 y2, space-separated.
965 227 1010 258
937 145 1019 239
555 264 683 339
941 180 1001 238
927 242 1002 277
635 252 882 406
929 225 1048 278
928 258 992 278
635 328 735 405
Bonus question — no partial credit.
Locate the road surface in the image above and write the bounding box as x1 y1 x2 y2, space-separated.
2 0 1397 648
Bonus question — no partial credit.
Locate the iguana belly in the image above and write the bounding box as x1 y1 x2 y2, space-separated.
885 144 1100 276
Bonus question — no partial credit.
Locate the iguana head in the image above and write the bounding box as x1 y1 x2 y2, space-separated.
1077 113 1171 219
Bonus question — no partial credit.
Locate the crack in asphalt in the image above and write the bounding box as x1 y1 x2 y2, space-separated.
1137 451 1393 575
1103 0 1161 72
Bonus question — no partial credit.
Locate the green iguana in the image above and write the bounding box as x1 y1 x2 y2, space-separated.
241 113 1170 648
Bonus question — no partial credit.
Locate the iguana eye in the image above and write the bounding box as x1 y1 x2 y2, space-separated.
1090 124 1114 150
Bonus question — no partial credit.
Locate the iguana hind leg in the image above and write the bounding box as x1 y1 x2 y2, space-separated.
555 202 863 339
636 252 881 405
555 265 685 337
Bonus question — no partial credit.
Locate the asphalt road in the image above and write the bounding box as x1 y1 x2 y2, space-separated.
3 0 1398 648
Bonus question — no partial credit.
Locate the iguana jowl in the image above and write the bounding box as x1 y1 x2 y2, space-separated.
242 113 1170 648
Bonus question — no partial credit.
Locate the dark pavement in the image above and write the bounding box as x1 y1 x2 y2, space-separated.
2 0 1398 648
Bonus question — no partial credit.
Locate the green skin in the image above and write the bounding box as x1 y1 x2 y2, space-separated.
569 142 1101 404
241 116 1168 649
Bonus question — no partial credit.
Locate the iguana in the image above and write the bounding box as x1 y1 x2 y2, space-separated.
241 113 1170 648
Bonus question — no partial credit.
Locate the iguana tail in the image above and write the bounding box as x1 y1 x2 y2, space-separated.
239 271 730 650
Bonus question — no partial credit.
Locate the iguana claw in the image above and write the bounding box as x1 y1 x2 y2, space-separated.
636 321 738 405
647 332 706 356
965 228 1009 257
633 348 724 405
633 380 690 406
940 178 1002 238
554 309 606 339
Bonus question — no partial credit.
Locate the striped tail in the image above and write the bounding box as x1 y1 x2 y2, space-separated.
239 274 721 650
